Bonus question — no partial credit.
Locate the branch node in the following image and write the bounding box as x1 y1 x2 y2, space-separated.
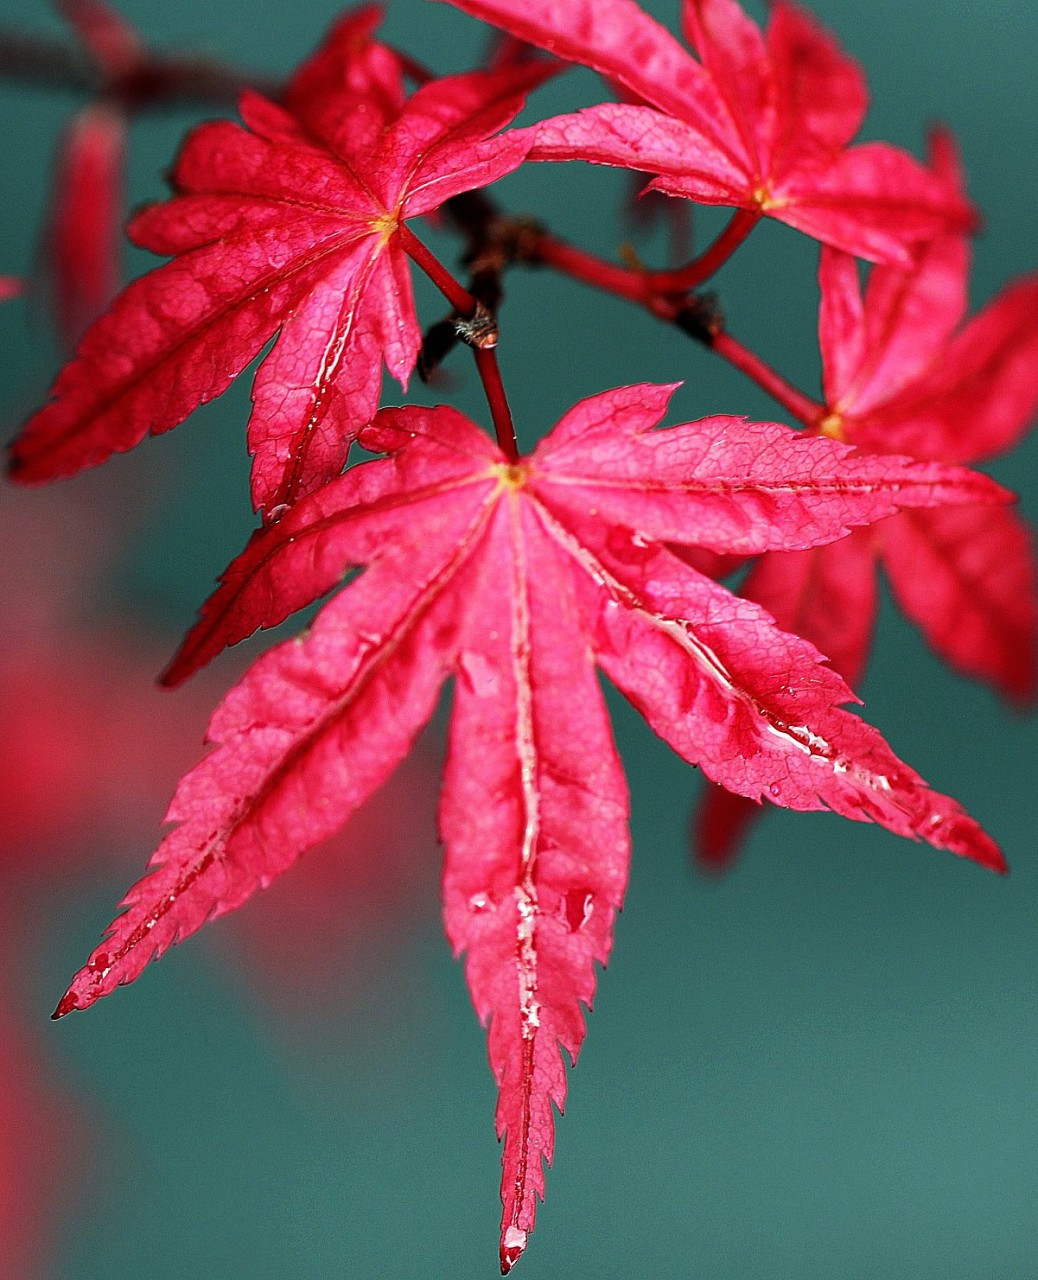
454 302 499 350
674 293 724 346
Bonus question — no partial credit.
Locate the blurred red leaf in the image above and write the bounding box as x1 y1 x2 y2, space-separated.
43 102 126 348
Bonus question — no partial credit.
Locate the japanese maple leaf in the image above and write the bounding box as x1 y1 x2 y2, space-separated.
695 133 1038 869
441 0 972 263
9 7 551 517
52 383 1010 1269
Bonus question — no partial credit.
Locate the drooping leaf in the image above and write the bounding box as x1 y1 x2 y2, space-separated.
55 384 1009 1269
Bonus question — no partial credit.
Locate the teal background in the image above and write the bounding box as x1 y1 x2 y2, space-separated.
1 1 1036 1276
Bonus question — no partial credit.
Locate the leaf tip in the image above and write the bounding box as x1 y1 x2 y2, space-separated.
499 1226 528 1274
51 990 81 1020
6 446 29 483
5 437 53 487
948 826 1008 876
157 655 186 690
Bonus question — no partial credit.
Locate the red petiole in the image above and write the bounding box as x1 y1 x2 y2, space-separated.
401 225 519 462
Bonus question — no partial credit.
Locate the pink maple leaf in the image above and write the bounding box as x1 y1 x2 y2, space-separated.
51 383 1011 1269
696 132 1038 868
441 0 972 263
9 6 552 517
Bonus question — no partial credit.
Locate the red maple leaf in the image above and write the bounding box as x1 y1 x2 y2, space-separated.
51 383 1010 1269
695 132 1038 868
441 0 972 263
9 7 551 517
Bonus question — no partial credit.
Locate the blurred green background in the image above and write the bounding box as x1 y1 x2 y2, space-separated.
0 1 1036 1276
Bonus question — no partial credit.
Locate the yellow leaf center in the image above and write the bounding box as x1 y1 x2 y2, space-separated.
370 210 399 246
494 462 528 491
818 411 846 441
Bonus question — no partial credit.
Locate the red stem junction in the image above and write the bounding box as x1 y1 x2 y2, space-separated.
645 207 761 293
525 207 761 316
